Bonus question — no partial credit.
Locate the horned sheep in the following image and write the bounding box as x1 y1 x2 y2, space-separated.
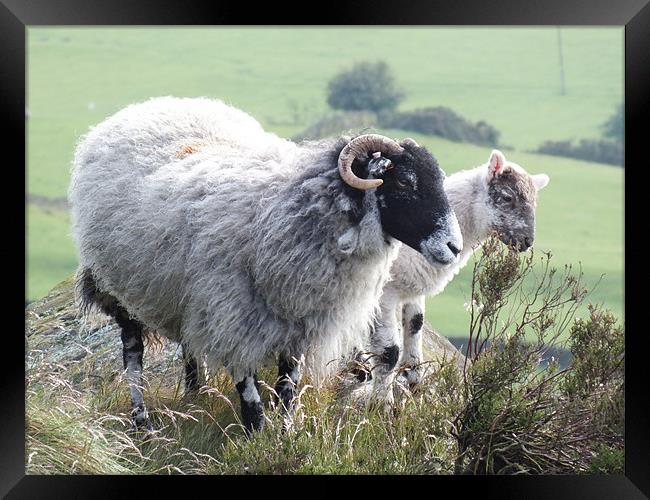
68 96 463 433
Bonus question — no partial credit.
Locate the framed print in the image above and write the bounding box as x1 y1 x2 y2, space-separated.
5 0 649 496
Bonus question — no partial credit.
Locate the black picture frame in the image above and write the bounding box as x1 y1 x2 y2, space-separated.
6 0 648 497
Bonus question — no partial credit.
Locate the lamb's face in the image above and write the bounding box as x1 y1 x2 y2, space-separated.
484 150 550 252
373 141 463 268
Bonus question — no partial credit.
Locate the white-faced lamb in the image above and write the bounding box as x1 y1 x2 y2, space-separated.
68 96 463 433
352 148 550 403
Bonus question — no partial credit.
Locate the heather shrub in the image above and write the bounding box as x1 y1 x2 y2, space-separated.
452 236 624 474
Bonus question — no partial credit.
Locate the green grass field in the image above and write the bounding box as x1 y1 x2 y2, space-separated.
26 27 624 338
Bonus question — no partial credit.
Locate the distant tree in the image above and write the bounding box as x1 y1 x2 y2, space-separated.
535 138 622 166
380 107 500 146
601 104 623 143
326 61 405 113
534 104 624 167
292 110 378 142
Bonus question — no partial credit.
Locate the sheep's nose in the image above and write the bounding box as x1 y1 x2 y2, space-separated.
524 237 533 249
447 241 461 257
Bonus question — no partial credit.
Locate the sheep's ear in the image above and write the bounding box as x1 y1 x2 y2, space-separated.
487 150 506 181
368 153 394 178
532 173 550 190
337 227 359 255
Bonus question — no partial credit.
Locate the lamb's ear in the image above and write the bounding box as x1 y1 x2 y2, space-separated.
487 150 506 181
532 173 550 190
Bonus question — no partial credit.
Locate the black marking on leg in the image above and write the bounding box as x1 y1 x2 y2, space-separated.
236 375 265 435
80 270 153 431
116 310 144 370
354 366 372 382
403 366 422 391
113 305 152 430
76 267 102 316
131 403 153 432
76 267 122 318
350 349 372 382
410 313 424 335
381 345 400 371
182 344 199 393
275 356 300 414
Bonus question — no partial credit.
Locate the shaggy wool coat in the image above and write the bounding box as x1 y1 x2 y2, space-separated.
69 97 400 381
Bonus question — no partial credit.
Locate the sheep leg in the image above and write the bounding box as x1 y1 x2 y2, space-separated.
115 310 152 431
274 354 301 415
368 289 402 406
181 343 200 394
400 296 426 389
236 374 265 435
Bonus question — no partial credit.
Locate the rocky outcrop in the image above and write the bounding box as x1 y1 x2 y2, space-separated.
26 276 465 387
26 277 185 380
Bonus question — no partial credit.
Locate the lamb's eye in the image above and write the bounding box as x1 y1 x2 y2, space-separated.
500 194 513 203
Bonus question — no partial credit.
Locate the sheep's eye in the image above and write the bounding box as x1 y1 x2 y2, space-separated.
395 178 410 189
501 194 513 203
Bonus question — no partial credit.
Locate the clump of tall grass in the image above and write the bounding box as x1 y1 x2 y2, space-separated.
26 354 464 474
216 358 463 474
26 355 238 474
27 367 141 474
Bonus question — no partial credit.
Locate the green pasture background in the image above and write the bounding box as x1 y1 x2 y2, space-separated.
26 27 624 338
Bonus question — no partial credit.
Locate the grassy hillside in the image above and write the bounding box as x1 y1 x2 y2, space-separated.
26 204 77 301
26 27 624 337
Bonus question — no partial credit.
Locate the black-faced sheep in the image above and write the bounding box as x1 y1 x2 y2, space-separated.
68 97 463 433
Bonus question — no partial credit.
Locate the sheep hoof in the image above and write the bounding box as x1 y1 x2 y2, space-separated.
402 366 422 390
242 403 265 438
350 365 372 383
395 371 410 388
243 420 265 439
368 384 395 412
131 406 154 434
281 414 296 434
183 385 200 399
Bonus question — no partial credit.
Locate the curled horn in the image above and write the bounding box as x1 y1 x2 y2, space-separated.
338 134 404 190
402 138 420 148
